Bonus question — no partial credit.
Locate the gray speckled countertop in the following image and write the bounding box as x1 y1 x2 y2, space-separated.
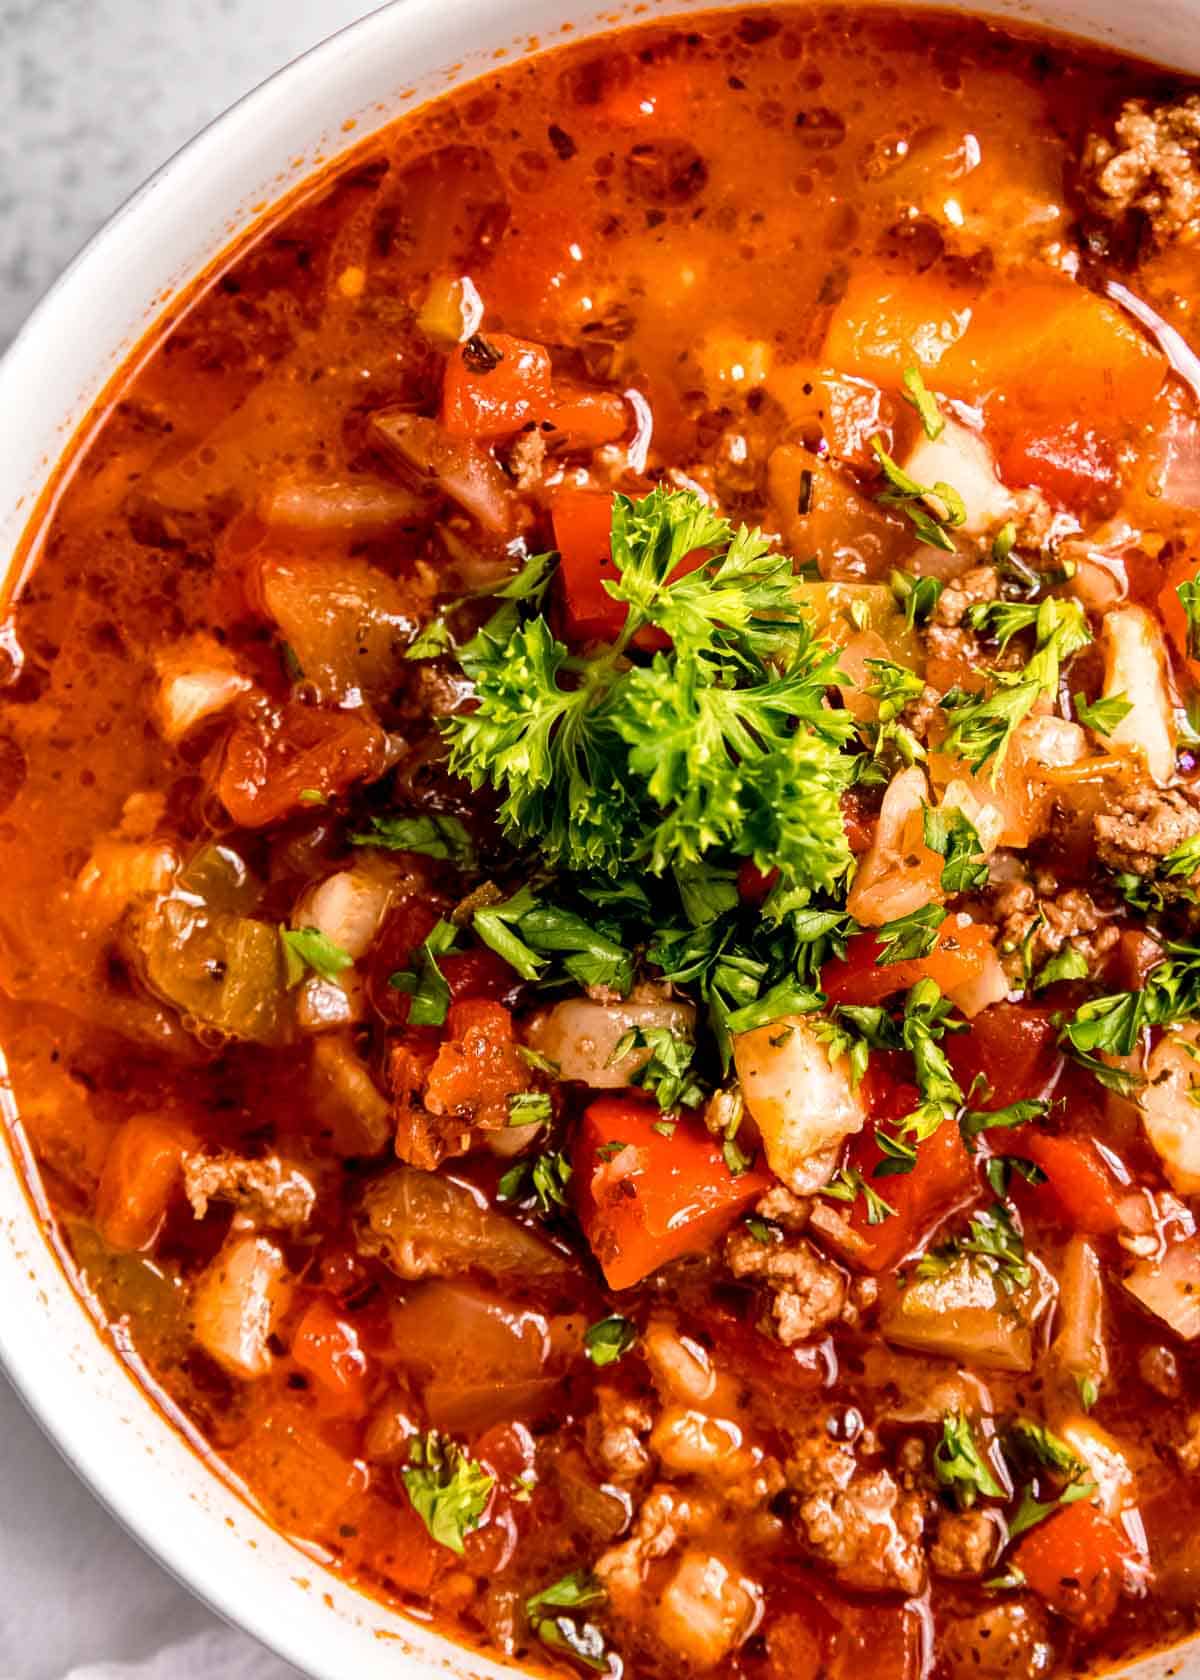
0 0 380 349
0 9 379 1673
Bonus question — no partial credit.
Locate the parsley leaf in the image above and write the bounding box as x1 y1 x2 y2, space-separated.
923 805 989 894
933 1412 1005 1508
610 1026 704 1111
526 1574 612 1674
348 812 476 867
1073 691 1133 738
916 1202 1030 1294
1032 946 1090 991
1163 834 1200 880
1178 577 1200 660
280 926 354 987
583 1316 637 1367
942 598 1091 774
1008 1476 1097 1540
821 1166 896 1225
877 904 947 964
442 489 856 896
402 1431 494 1556
871 437 966 553
388 918 458 1026
902 365 945 440
890 569 945 629
508 1090 552 1126
959 1097 1049 1144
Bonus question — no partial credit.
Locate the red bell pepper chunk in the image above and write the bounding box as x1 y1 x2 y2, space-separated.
946 1001 1063 1108
1015 1501 1141 1629
551 488 710 646
844 1114 978 1271
442 333 555 440
995 419 1118 516
553 488 628 642
1009 1127 1125 1235
291 1296 370 1418
822 919 995 1008
575 1095 771 1290
217 701 387 828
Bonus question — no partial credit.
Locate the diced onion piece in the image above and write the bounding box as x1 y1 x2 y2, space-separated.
418 274 485 346
881 1255 1054 1372
734 1014 864 1194
153 633 253 744
371 410 513 535
1056 1414 1137 1519
1124 1237 1200 1341
74 840 179 928
902 415 1016 538
1140 1026 1200 1194
848 764 941 926
1049 1235 1110 1398
295 860 400 961
192 1233 293 1379
296 973 365 1033
526 987 695 1089
259 553 418 706
1101 604 1176 785
309 1032 393 1157
258 477 426 537
944 943 1011 1019
655 1551 762 1670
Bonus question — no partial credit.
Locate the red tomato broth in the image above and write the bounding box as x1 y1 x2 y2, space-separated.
2 9 1200 1680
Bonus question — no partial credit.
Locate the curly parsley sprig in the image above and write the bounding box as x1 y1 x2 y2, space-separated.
433 488 856 896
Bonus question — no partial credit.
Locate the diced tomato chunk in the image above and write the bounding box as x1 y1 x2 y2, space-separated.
736 860 779 904
575 1096 771 1290
994 419 1119 515
545 380 629 448
822 919 995 1007
438 948 521 1004
946 1001 1063 1108
217 701 387 828
1015 1501 1141 1629
291 1296 370 1418
844 1115 978 1271
1010 1127 1125 1235
95 1113 195 1252
424 1000 530 1125
442 333 554 440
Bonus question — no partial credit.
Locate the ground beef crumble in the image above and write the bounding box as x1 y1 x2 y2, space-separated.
1083 95 1200 248
1094 784 1200 878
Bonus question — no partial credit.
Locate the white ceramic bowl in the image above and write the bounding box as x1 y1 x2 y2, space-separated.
1 2 1199 1675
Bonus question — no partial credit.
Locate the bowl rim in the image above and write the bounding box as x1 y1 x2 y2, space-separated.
2 1 1200 1677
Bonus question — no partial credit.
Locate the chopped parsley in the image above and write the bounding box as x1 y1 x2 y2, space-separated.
959 1097 1049 1145
1032 946 1090 991
877 903 947 964
436 488 856 896
387 918 458 1026
610 1025 704 1111
942 597 1091 773
901 365 945 440
916 1202 1030 1293
890 569 945 629
279 926 354 987
402 1431 494 1556
870 437 966 553
525 1573 612 1673
933 1412 1005 1508
923 804 989 894
508 1090 553 1127
583 1315 637 1367
821 1166 896 1225
347 812 476 867
1073 691 1132 738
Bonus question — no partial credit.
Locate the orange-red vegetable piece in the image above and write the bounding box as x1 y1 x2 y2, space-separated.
575 1095 771 1289
1015 1501 1141 1629
291 1296 370 1418
95 1113 195 1253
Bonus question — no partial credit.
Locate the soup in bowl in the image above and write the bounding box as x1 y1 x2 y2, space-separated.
2 3 1200 1678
